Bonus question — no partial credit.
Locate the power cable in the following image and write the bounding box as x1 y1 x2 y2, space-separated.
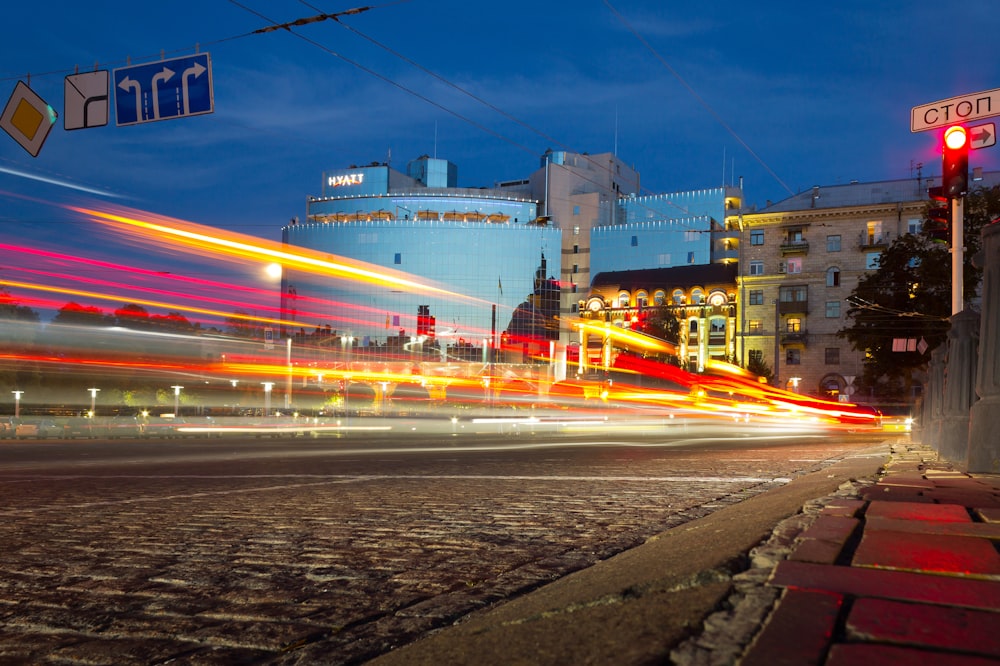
602 0 794 198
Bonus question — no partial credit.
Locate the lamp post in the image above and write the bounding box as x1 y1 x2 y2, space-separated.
87 388 100 417
171 385 183 416
11 390 23 419
261 382 274 417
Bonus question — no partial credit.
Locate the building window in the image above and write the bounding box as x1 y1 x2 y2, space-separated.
685 231 699 242
786 317 802 333
825 347 840 364
786 257 802 274
573 225 580 236
691 288 704 304
749 289 764 305
573 205 580 216
690 319 699 333
572 264 578 274
571 303 578 313
749 260 764 276
618 292 630 308
748 319 763 333
826 300 841 318
687 251 696 264
571 283 578 293
779 285 807 303
907 218 921 235
827 235 841 252
866 252 881 269
750 230 764 246
394 252 401 264
672 289 684 304
654 290 666 305
636 291 648 307
826 267 840 287
786 349 801 365
658 253 671 265
749 349 764 364
631 235 638 247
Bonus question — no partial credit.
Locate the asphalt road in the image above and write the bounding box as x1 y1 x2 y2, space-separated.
0 426 888 664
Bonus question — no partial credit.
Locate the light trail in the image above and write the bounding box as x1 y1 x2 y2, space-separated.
73 204 485 304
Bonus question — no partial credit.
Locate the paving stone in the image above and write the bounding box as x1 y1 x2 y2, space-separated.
866 500 972 522
852 529 1000 575
860 486 934 502
977 507 1000 523
865 516 1000 540
826 642 1000 666
819 498 866 518
739 588 842 666
769 560 1000 610
846 597 1000 658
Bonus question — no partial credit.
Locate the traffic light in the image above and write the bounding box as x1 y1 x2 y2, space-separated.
926 185 950 244
942 124 969 197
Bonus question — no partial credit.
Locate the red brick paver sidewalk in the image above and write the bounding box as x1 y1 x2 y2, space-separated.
740 444 1000 665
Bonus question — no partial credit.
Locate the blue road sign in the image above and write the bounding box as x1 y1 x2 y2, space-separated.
113 53 213 127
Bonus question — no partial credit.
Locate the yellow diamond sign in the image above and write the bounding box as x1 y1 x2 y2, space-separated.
1 81 57 157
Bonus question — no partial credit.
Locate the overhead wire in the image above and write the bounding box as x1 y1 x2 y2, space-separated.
602 0 795 198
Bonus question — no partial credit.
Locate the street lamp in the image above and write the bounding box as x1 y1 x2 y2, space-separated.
11 390 23 419
87 388 100 417
171 385 184 416
261 382 274 417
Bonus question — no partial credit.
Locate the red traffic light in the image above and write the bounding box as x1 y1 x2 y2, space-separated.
942 124 970 197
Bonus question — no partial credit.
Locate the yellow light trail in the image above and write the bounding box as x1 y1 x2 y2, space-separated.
0 278 295 329
73 205 486 304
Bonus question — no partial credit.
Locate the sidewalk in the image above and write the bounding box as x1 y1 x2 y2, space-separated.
678 440 1000 666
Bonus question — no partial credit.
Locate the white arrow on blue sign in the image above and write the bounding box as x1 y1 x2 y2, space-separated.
113 53 213 127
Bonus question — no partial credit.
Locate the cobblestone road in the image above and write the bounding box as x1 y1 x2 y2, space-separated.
0 433 883 664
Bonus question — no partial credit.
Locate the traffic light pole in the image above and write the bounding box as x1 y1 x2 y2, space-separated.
952 195 964 315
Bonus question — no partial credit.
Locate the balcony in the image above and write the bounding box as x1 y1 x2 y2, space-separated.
859 233 890 250
781 331 809 345
780 240 809 255
778 299 809 315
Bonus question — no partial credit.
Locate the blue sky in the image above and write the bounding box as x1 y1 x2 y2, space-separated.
1 0 999 255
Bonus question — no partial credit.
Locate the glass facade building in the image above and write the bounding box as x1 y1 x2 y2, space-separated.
590 187 743 275
282 157 559 357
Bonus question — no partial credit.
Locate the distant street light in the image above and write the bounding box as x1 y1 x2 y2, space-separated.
171 385 184 416
261 382 274 417
11 390 23 419
87 388 100 417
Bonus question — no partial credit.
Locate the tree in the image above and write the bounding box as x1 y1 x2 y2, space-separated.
226 310 265 339
114 304 151 329
839 184 1000 400
52 301 109 327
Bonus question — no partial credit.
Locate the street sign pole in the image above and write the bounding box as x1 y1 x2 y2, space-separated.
953 196 964 315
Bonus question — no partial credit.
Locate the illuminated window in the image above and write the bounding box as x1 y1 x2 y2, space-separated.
786 317 802 333
786 257 802 274
748 320 763 333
